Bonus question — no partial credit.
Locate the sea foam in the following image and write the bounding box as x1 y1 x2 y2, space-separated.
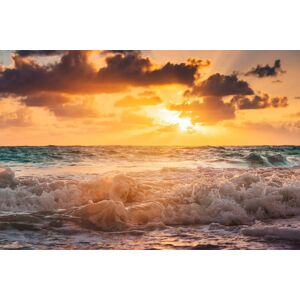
1 166 300 231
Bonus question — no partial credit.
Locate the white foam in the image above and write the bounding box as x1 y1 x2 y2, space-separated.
1 167 300 230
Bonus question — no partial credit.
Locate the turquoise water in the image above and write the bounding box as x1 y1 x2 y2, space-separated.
1 146 300 175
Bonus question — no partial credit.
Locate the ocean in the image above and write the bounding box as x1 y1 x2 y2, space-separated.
0 145 300 249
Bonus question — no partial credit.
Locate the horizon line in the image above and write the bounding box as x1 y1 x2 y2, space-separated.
0 144 299 147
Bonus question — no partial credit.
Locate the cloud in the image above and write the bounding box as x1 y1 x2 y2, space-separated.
169 97 235 125
231 94 288 109
185 73 254 97
283 121 300 132
15 50 67 57
20 92 103 118
245 59 285 77
49 101 104 118
21 92 71 107
290 111 300 118
0 51 209 96
115 94 162 107
270 96 289 108
98 53 208 87
169 92 288 125
0 107 33 128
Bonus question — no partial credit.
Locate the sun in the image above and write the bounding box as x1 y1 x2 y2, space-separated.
148 107 199 132
177 117 193 132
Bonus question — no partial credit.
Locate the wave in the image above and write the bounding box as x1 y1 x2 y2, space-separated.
1 146 300 171
1 166 300 231
245 152 290 166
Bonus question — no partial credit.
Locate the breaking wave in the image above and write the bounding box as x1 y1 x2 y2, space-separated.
1 165 300 231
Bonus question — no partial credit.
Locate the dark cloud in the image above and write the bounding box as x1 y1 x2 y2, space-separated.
0 51 207 96
185 73 254 97
98 53 208 87
115 94 162 107
21 92 71 107
231 94 288 109
270 96 289 108
245 59 285 78
169 97 235 125
15 50 67 57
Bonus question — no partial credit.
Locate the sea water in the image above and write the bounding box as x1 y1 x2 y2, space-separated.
0 145 300 249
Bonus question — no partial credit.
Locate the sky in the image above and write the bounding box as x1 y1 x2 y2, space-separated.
0 50 299 146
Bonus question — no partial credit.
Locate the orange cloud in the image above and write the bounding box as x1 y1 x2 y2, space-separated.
169 97 235 125
20 92 104 118
0 107 33 128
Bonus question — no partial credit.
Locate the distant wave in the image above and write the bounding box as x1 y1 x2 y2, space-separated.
0 146 300 171
245 152 290 166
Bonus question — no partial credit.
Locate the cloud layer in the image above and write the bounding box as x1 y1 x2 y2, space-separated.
0 51 291 132
0 51 208 96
